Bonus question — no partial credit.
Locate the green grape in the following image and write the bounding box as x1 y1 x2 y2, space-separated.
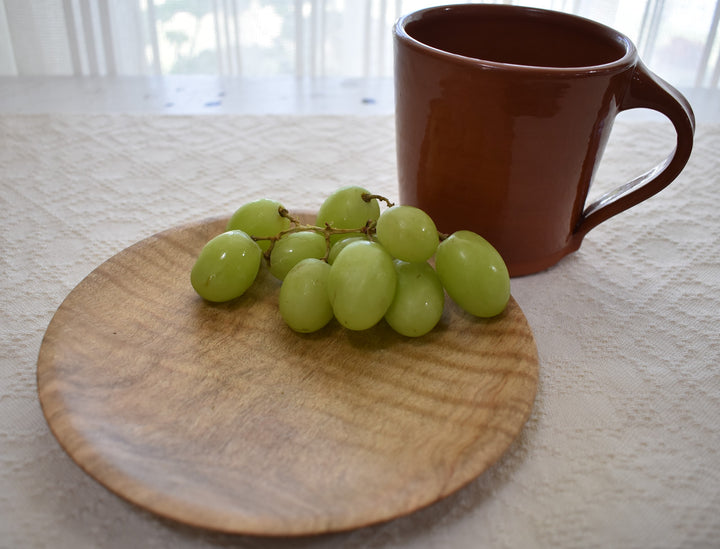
327 236 370 264
226 198 291 252
375 205 439 262
190 230 262 302
435 230 510 317
316 186 380 244
385 260 445 337
269 231 327 280
327 240 397 330
279 259 334 333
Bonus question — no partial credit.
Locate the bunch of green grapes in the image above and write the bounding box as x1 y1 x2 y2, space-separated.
190 186 510 337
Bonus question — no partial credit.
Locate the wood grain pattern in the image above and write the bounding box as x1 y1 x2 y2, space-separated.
36 214 538 536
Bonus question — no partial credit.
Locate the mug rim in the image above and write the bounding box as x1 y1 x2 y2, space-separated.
393 4 637 75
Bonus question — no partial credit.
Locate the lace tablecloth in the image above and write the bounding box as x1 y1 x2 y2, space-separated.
1 113 719 548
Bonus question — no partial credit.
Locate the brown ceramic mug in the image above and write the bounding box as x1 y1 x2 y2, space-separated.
393 4 695 276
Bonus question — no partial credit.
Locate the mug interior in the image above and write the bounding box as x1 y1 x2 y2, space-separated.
402 5 631 69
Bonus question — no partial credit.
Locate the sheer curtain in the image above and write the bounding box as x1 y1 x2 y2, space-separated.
1 0 719 89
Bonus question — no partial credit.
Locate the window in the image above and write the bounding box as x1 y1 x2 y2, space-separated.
1 0 718 89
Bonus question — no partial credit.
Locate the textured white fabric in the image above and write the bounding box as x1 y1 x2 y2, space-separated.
1 113 719 548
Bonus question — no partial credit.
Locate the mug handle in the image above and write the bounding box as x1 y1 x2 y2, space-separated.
573 61 696 242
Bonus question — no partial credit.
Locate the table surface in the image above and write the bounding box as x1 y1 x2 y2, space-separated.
1 76 719 549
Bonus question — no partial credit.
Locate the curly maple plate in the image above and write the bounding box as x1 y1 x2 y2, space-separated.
37 215 538 536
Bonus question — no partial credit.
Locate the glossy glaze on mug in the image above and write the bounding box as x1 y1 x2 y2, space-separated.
394 5 695 276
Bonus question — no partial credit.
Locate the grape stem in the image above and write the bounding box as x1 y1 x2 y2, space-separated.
254 210 377 263
252 196 443 264
278 206 302 226
361 193 395 208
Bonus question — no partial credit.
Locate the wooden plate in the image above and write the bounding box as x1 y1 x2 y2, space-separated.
37 215 538 536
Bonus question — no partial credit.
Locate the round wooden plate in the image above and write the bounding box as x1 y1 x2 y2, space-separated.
37 215 538 536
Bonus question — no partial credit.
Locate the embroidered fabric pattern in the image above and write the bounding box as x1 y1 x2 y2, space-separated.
1 114 718 548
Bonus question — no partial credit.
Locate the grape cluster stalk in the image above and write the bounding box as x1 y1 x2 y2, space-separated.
190 186 510 336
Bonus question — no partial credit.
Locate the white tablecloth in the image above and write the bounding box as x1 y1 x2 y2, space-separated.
1 113 719 548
